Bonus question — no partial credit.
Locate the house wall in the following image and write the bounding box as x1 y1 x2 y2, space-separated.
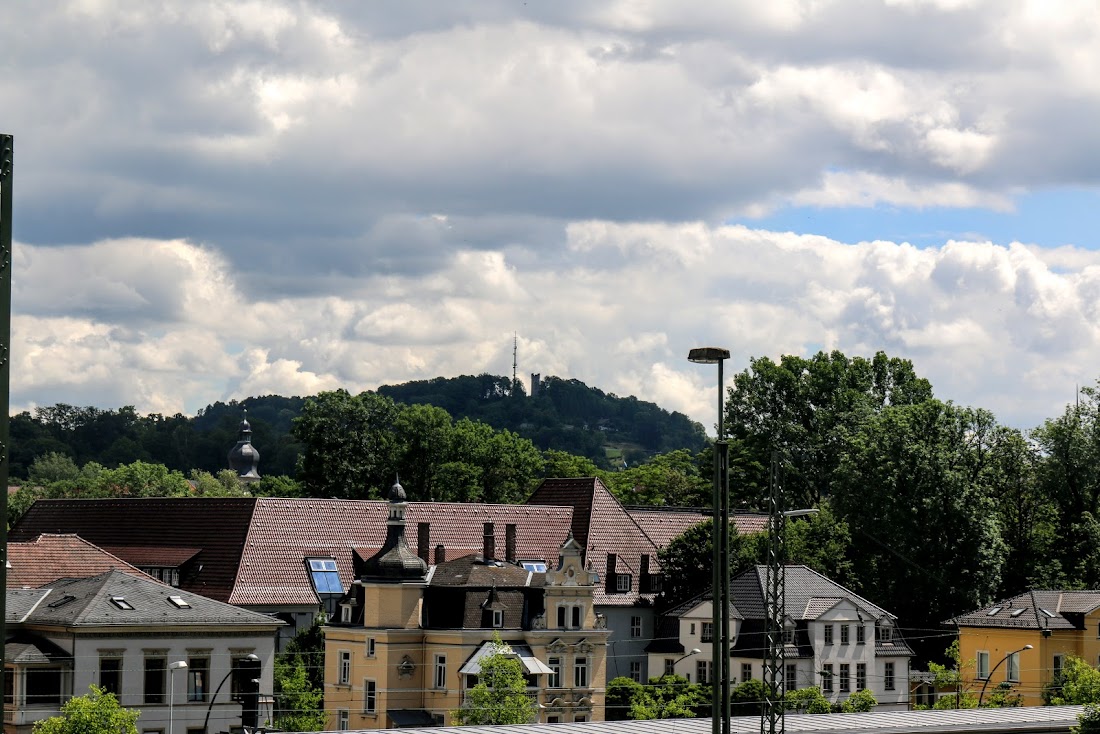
8 629 276 734
598 607 654 684
958 625 1076 707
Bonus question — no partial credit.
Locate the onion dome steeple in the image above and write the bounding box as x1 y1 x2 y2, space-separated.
227 409 261 482
363 476 428 580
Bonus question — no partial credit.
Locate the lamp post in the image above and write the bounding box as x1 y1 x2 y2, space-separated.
674 648 703 669
978 645 1033 707
168 661 188 734
688 346 731 734
203 653 260 734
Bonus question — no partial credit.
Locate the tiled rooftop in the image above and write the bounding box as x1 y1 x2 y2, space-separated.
626 507 768 548
949 589 1100 630
7 533 155 588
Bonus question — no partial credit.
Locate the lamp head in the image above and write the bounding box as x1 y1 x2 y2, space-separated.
169 661 188 670
688 347 731 364
1023 644 1034 650
689 648 701 655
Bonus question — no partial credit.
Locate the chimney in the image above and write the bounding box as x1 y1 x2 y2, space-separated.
435 545 446 564
506 524 517 563
483 522 496 561
418 522 430 563
640 553 651 593
606 553 617 594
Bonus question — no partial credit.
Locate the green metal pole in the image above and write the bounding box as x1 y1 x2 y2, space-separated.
1 134 13 713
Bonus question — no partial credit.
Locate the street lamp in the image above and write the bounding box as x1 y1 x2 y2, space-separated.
688 346 731 734
674 648 703 669
202 653 260 734
168 661 188 734
978 645 1033 707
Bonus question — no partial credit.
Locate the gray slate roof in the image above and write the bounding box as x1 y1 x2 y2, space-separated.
7 569 284 628
949 589 1100 630
731 565 894 622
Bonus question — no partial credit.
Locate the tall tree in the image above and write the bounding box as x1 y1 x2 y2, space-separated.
725 350 933 509
831 400 1005 647
293 390 400 499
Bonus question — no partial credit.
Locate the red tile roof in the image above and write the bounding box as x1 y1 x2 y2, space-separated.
627 507 769 547
7 534 156 588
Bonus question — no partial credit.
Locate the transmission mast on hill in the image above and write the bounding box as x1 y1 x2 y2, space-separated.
512 333 518 395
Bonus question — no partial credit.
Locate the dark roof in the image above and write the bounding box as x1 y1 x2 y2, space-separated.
948 589 1100 630
11 498 258 603
5 632 72 664
731 566 894 622
528 477 660 606
7 569 283 629
429 554 539 588
7 534 154 588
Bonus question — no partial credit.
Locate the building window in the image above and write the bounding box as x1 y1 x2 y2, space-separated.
572 606 582 629
856 625 866 645
547 716 560 724
548 657 562 688
1055 654 1065 679
783 627 795 644
187 657 209 702
839 663 850 692
616 574 632 592
366 638 376 658
631 616 643 638
574 657 589 688
339 651 351 685
840 624 850 645
630 662 642 683
99 657 122 695
25 667 63 705
822 664 834 692
856 663 867 691
690 623 696 636
664 659 675 676
1007 652 1020 682
742 663 752 682
308 558 343 594
337 710 349 731
696 660 711 685
823 624 833 645
885 662 895 690
492 609 504 628
435 655 447 689
876 624 892 642
977 650 990 679
144 657 166 704
340 605 352 623
574 715 587 723
785 664 797 692
701 622 714 642
558 605 584 630
364 680 376 713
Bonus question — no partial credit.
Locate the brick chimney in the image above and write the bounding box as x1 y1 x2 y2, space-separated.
418 522 430 563
435 544 446 564
506 523 517 563
483 522 496 561
606 553 617 594
640 554 651 593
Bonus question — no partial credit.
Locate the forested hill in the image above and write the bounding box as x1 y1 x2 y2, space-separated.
378 374 707 464
9 374 707 479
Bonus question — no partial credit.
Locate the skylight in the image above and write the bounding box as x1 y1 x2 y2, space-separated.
47 595 76 609
308 558 343 594
168 595 191 609
1040 608 1056 618
520 561 548 573
987 606 1002 616
1010 608 1025 617
110 596 134 610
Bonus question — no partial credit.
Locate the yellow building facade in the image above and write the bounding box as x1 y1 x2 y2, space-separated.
323 479 608 728
952 590 1100 706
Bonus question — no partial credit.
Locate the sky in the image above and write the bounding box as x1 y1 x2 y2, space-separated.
5 0 1100 435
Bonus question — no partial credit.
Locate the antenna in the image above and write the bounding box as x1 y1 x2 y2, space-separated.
512 333 518 391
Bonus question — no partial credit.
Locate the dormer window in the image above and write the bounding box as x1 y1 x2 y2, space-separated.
493 610 504 628
307 559 342 594
615 574 632 593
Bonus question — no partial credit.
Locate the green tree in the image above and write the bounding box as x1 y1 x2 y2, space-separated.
1047 656 1100 705
929 641 977 709
601 450 710 507
274 620 327 731
27 451 81 485
33 685 139 734
393 404 454 501
452 637 536 725
785 686 831 714
189 469 251 496
1075 704 1100 734
841 688 877 712
541 450 602 480
832 401 1006 644
293 390 400 499
627 675 705 720
605 676 644 721
725 350 933 509
730 678 766 716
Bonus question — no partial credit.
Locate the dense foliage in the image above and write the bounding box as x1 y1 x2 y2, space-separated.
273 620 328 732
605 675 706 720
33 685 139 734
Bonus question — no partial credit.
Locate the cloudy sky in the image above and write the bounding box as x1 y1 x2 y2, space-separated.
5 0 1100 434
